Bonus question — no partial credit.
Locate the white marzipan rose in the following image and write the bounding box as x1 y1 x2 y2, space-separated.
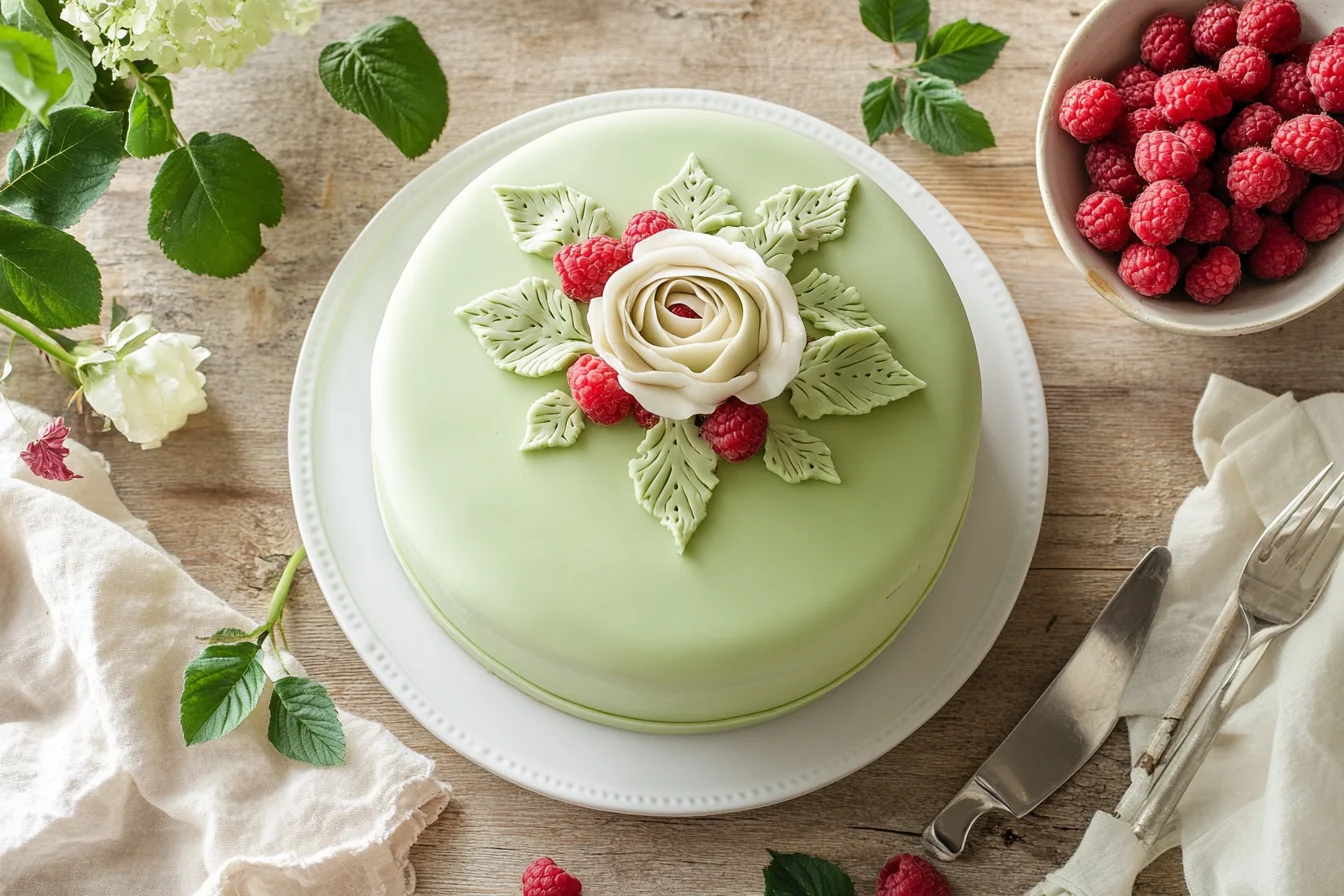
588 230 807 419
76 314 210 449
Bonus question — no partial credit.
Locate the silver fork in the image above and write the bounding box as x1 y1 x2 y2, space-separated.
1131 462 1344 846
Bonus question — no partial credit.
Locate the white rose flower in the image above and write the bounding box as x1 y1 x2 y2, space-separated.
76 314 210 449
589 230 807 419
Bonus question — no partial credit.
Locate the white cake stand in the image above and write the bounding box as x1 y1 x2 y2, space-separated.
289 89 1047 816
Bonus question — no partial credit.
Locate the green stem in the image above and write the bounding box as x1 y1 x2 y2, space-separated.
129 64 186 147
263 546 308 630
0 308 79 367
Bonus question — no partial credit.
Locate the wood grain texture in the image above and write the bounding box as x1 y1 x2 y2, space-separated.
9 0 1340 892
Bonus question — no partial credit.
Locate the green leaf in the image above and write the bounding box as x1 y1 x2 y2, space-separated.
455 278 593 377
1 0 94 108
754 176 860 252
268 676 346 766
858 0 929 44
763 852 856 896
0 88 22 132
902 75 995 156
318 16 448 159
0 209 101 327
0 25 69 124
629 418 719 553
861 76 903 144
763 424 841 485
0 106 123 228
148 132 284 278
793 269 885 334
521 389 584 451
913 19 1009 84
719 220 802 274
493 184 611 258
653 153 742 233
179 641 266 745
125 75 176 158
787 327 925 419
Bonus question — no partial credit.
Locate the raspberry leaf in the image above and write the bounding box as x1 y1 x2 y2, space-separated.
629 418 719 553
318 16 448 159
1 0 94 109
859 0 930 45
267 676 346 766
902 75 995 156
0 209 101 328
148 132 284 277
0 106 124 228
913 19 1010 85
0 89 22 132
125 74 177 158
456 277 593 377
653 153 742 233
788 327 925 419
494 184 612 259
793 269 885 334
521 389 585 451
0 25 69 124
762 425 840 485
861 76 904 144
762 851 855 896
179 641 265 746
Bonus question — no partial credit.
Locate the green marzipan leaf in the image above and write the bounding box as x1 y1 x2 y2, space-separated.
267 676 346 766
858 0 930 44
861 76 903 144
754 176 859 252
0 209 101 327
763 424 840 485
148 132 284 278
0 106 123 228
719 220 801 274
793 269 885 334
652 153 742 233
521 389 584 451
456 277 593 376
629 417 718 553
763 851 856 896
318 15 448 159
914 19 1009 85
179 641 265 745
494 184 611 258
0 24 69 124
1 0 94 109
902 75 995 156
125 75 176 158
788 327 925 419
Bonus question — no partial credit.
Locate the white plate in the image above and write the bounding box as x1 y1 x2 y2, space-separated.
289 89 1047 816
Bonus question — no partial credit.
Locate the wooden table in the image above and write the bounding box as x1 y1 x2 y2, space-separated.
10 1 1342 892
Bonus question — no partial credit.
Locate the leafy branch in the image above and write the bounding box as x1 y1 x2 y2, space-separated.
858 0 1008 155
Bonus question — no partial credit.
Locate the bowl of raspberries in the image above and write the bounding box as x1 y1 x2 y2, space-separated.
1038 0 1344 335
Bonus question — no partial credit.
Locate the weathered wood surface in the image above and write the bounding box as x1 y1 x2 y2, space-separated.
11 0 1341 892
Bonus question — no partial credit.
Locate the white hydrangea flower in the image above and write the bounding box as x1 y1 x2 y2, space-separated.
76 313 210 449
60 0 321 74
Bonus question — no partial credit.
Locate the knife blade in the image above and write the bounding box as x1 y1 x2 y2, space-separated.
922 546 1171 861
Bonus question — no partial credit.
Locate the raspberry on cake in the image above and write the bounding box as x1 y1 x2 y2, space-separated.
554 236 632 300
1077 191 1131 251
621 209 677 247
1058 79 1125 142
1141 14 1194 72
1131 179 1192 246
1237 0 1302 53
567 354 635 425
700 397 769 462
1193 1 1240 58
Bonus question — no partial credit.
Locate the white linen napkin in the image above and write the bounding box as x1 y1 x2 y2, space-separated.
1028 373 1344 896
0 401 451 896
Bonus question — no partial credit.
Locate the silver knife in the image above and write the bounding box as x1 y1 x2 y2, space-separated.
922 546 1171 861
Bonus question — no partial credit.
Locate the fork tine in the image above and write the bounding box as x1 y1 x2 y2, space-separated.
1259 463 1336 561
1282 469 1344 561
1292 492 1344 594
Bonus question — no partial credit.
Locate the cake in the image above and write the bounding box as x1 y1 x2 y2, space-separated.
371 108 981 733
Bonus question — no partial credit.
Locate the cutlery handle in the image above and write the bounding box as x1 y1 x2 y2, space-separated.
922 778 1005 861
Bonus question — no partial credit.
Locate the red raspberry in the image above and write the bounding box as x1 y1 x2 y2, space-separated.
1134 130 1199 182
1250 216 1307 278
522 859 582 896
1307 45 1344 112
667 302 700 318
1113 107 1168 149
1188 165 1215 194
1058 79 1124 143
875 854 951 896
1221 103 1281 152
1226 148 1291 207
1265 164 1310 214
1086 142 1145 198
1141 14 1194 73
1265 62 1319 116
566 355 635 425
1171 239 1202 272
1118 243 1181 296
633 405 660 429
1192 1 1240 58
1155 67 1232 124
1175 121 1216 161
699 397 768 462
1319 27 1344 49
1225 204 1266 252
554 236 631 301
1272 114 1344 175
1130 179 1192 245
1183 192 1231 243
1292 184 1344 240
1236 0 1301 53
1076 191 1131 251
622 210 677 248
1184 245 1242 303
1116 64 1160 110
1216 45 1272 101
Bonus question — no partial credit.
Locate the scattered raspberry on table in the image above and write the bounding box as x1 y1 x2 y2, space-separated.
875 853 951 896
522 858 582 896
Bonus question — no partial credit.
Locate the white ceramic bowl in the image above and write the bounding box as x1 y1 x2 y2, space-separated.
1037 0 1344 336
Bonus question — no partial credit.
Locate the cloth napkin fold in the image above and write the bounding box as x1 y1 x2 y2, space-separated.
1030 374 1344 896
0 401 451 896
